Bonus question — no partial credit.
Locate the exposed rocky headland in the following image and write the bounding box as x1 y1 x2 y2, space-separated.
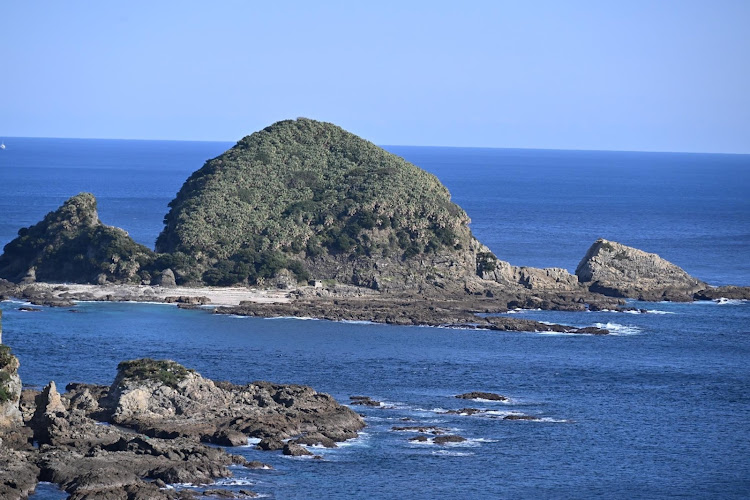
0 344 364 500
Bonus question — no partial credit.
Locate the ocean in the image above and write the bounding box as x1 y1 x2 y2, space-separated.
1 138 749 498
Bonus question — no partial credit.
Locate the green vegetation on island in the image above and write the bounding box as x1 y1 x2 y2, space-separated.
156 118 479 288
0 345 17 403
116 358 195 388
0 193 155 284
0 119 490 291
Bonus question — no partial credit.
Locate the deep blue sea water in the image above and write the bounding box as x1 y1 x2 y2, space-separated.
0 138 749 498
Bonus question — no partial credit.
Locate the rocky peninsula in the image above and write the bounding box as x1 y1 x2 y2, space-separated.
0 336 364 499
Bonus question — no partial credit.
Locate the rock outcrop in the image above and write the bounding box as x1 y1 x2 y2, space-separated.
0 344 22 429
693 286 750 301
456 392 507 401
0 193 155 284
575 239 707 301
216 296 612 334
0 354 362 499
105 358 364 443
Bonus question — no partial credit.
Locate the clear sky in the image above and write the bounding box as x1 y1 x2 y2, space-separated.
1 1 748 153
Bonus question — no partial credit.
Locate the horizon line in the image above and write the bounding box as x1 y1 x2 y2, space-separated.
0 134 748 156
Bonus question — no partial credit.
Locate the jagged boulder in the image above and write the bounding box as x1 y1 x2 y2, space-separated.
0 193 155 284
156 268 177 287
576 239 706 301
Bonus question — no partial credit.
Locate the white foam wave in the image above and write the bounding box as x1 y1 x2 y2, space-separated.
340 319 377 325
593 322 642 335
431 450 474 457
505 308 542 314
215 478 255 486
165 482 204 489
283 454 316 460
595 307 674 315
409 438 435 445
484 410 515 417
2 299 33 306
362 415 392 422
236 437 261 447
535 331 577 336
266 316 319 321
336 431 371 448
436 325 482 331
714 298 747 305
466 397 512 404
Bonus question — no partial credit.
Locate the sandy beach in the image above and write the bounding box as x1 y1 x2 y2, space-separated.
25 283 292 307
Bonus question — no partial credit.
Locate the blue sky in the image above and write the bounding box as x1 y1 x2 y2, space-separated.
1 1 748 153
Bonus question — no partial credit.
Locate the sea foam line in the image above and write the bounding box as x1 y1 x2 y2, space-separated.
593 322 642 335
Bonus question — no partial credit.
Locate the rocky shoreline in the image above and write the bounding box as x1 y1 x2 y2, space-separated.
2 267 748 336
0 347 364 500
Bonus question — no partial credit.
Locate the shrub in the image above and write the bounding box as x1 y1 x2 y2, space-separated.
476 251 498 274
0 345 14 369
117 359 193 388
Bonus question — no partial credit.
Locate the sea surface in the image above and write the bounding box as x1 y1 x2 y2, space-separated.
0 138 749 499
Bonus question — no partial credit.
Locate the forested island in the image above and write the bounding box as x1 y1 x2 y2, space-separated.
0 118 746 321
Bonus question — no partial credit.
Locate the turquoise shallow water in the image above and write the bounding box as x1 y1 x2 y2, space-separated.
0 139 749 498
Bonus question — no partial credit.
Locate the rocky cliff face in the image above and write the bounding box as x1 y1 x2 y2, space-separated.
0 193 155 284
575 238 707 301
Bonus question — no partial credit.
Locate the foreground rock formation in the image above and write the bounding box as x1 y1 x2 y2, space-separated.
0 354 364 499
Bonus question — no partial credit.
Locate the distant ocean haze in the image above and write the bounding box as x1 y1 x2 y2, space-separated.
0 138 748 285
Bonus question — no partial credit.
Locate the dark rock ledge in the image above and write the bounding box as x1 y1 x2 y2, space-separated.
0 350 364 500
214 297 613 335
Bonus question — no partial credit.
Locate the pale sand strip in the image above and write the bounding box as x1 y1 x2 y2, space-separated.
55 284 291 306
